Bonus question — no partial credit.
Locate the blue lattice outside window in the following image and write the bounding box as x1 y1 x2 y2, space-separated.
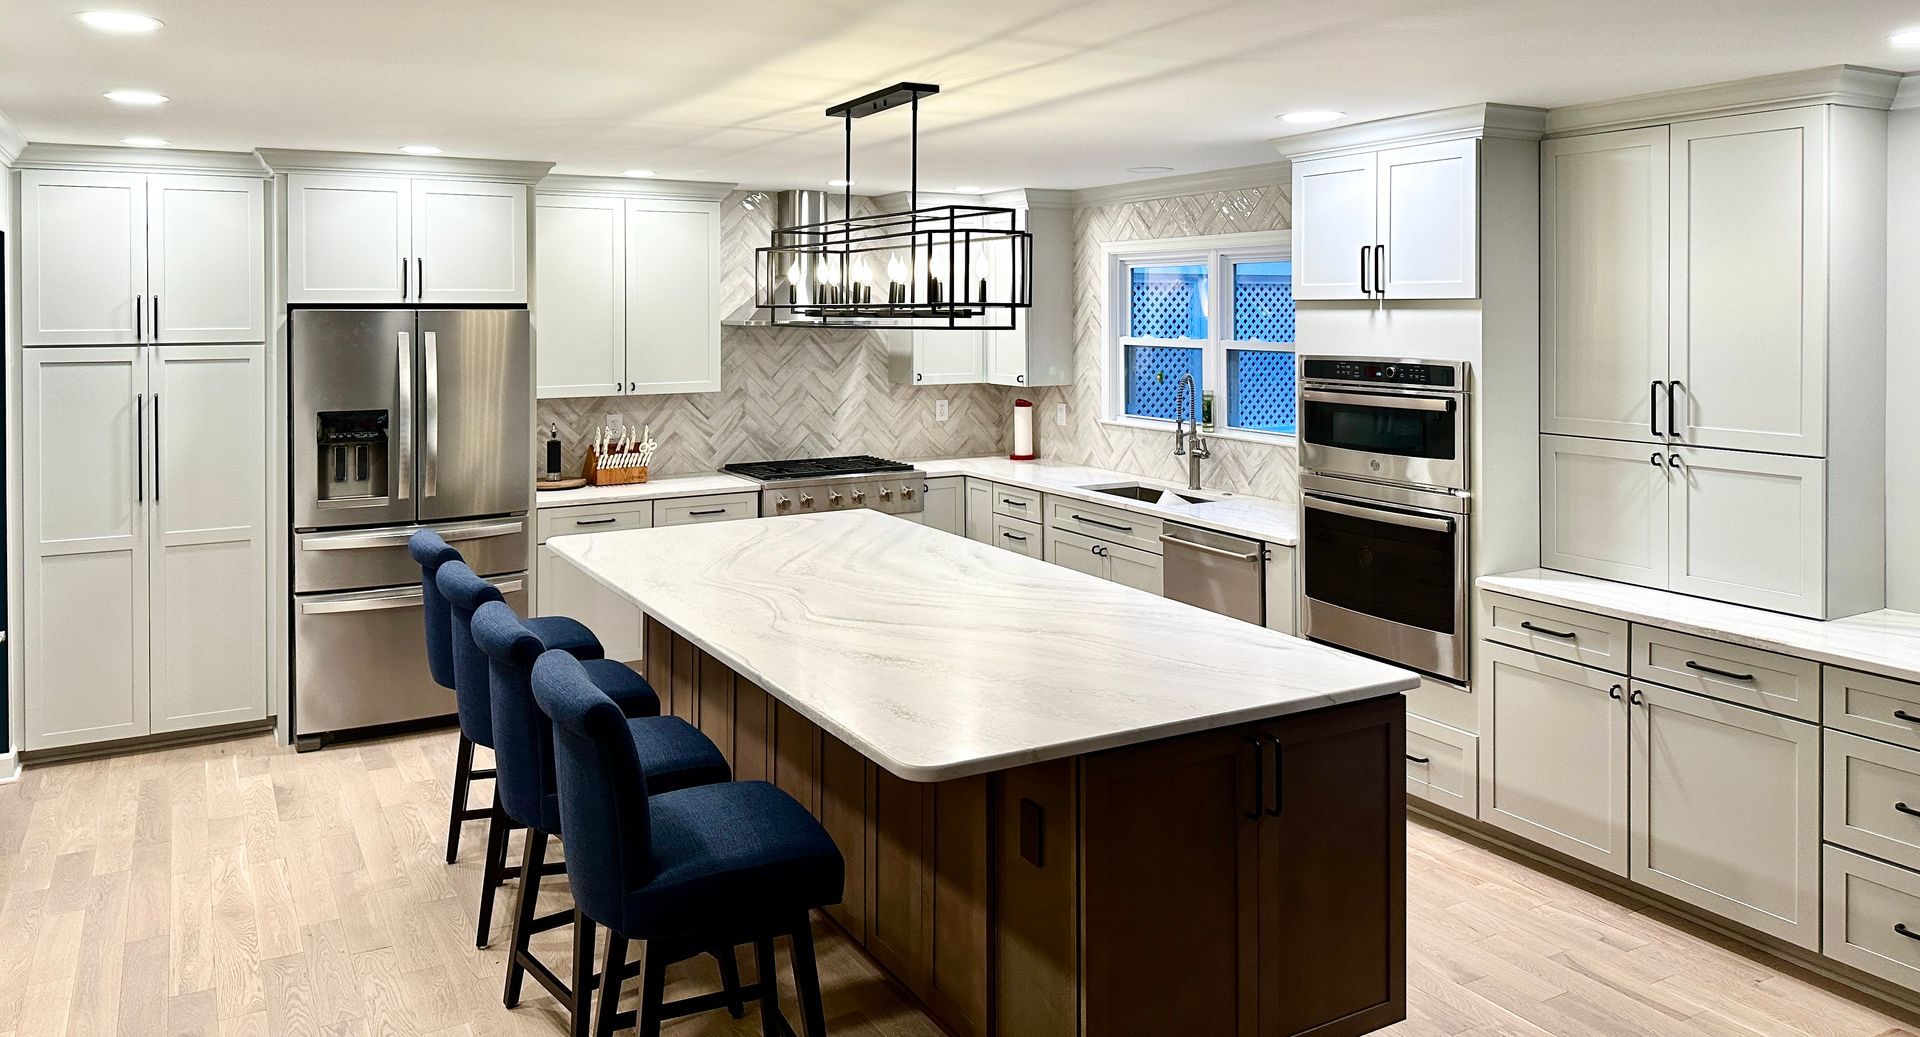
1128 263 1209 339
1125 345 1203 420
1227 349 1297 435
1231 261 1294 343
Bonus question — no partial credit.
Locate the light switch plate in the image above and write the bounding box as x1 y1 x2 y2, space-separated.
935 399 950 422
1055 403 1068 427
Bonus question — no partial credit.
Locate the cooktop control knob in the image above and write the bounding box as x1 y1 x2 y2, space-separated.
829 490 844 506
799 493 815 509
775 495 792 512
851 488 866 505
902 484 916 501
879 487 894 502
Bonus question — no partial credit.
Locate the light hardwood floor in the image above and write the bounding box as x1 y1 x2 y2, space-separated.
1 727 1917 1037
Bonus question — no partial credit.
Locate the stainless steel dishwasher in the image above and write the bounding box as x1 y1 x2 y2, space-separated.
1159 521 1265 624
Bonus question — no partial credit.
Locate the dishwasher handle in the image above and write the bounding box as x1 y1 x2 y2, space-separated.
1160 533 1260 562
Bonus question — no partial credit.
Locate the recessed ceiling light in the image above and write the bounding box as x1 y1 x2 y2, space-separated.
399 144 443 156
1280 110 1346 125
76 10 163 33
622 169 657 178
103 88 168 105
1126 166 1174 175
120 136 169 148
1892 27 1920 48
827 178 855 187
954 185 984 193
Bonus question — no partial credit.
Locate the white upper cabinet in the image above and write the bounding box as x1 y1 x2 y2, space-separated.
1376 139 1479 299
21 170 148 345
1541 128 1670 441
148 175 267 343
535 194 626 397
909 330 987 385
1539 435 1670 588
625 200 721 394
286 174 412 303
412 178 528 304
1290 152 1376 300
286 172 528 304
1670 108 1826 457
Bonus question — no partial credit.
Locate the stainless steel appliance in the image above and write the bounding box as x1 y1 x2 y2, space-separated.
1160 521 1264 625
1298 356 1468 492
722 455 926 517
290 308 532 747
1298 356 1472 683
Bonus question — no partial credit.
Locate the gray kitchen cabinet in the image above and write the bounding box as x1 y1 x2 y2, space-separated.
1042 526 1163 595
963 478 994 543
1262 543 1296 636
920 477 965 536
534 500 652 664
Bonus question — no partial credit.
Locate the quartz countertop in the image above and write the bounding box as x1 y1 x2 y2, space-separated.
1480 569 1920 684
549 510 1413 782
917 456 1299 546
534 472 759 507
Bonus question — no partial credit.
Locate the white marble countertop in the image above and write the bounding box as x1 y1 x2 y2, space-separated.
534 472 759 507
918 456 1299 546
1480 569 1920 684
550 510 1413 781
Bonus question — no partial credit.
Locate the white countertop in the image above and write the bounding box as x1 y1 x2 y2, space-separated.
1480 569 1920 684
918 456 1299 546
534 472 759 506
550 510 1413 782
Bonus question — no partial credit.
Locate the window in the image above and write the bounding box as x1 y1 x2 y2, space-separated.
1108 234 1296 438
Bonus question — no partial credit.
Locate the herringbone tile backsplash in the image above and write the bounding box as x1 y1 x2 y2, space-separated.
539 185 1299 503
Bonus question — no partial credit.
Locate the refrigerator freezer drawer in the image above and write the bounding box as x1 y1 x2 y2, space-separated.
293 575 526 738
294 516 529 594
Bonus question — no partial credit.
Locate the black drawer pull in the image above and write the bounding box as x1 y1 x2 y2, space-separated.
1000 531 1028 542
1072 513 1133 534
1895 709 1920 724
1000 497 1028 507
1520 621 1577 639
574 517 618 526
1897 803 1920 819
687 508 726 517
1405 754 1430 765
1898 923 1920 942
1684 660 1755 682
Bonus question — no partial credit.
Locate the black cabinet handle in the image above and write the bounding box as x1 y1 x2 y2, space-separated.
1245 737 1265 820
152 393 161 501
152 295 160 336
1000 498 1027 507
1630 689 1645 706
134 393 144 502
1267 736 1284 816
1895 709 1920 724
135 294 143 341
1374 244 1385 298
1072 514 1133 534
1405 754 1430 765
1609 685 1623 700
1520 621 1576 639
401 258 409 299
573 516 618 526
1684 660 1755 682
1359 245 1371 296
1667 453 1682 470
1897 923 1920 942
1896 802 1920 819
417 258 424 297
1001 531 1028 542
1650 452 1663 468
1651 381 1662 438
687 508 726 517
1668 380 1682 438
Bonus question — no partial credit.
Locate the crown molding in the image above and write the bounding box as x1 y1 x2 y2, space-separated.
1545 64 1904 136
1066 161 1290 208
16 142 270 176
256 148 553 183
1893 73 1920 112
1272 103 1547 161
536 173 735 203
0 108 24 165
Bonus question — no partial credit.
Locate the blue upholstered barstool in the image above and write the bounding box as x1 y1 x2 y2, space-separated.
408 528 604 865
472 601 736 1033
437 559 664 947
532 648 844 1037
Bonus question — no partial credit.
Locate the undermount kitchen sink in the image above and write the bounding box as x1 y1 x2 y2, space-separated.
1082 482 1221 506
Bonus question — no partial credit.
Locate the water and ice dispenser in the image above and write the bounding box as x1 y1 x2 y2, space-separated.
314 410 391 505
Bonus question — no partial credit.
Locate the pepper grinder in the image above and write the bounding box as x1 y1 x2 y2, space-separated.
544 423 562 481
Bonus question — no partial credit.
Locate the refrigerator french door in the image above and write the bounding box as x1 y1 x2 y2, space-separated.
290 308 531 745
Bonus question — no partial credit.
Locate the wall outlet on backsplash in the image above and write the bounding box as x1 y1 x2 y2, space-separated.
935 399 949 422
1055 403 1068 427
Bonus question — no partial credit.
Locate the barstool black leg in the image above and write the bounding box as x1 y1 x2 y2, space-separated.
446 733 475 863
633 940 669 1037
791 916 827 1037
571 910 598 1037
594 931 633 1037
754 937 782 1037
716 944 746 1019
475 793 510 948
502 829 549 1007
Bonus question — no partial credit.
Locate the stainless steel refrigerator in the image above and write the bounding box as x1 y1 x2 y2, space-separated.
290 309 531 748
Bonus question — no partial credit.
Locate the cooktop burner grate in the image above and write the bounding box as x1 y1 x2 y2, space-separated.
722 455 916 482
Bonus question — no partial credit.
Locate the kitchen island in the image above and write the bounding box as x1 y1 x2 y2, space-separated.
547 510 1418 1037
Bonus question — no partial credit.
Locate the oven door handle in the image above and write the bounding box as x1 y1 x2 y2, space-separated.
1300 389 1454 412
1304 494 1456 533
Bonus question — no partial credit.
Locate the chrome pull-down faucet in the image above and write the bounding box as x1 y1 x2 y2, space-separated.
1172 372 1210 491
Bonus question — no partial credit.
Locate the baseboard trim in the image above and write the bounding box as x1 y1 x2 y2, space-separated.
1409 802 1920 1024
0 752 17 784
18 720 276 767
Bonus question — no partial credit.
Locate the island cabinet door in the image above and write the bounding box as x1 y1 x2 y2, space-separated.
1080 727 1263 1037
1257 696 1406 1037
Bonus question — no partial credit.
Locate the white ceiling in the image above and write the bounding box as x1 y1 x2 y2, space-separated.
2 0 1916 192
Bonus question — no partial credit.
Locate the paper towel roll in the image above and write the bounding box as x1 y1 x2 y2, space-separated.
1011 398 1036 460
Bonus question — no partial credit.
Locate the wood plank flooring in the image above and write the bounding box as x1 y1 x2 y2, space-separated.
1 727 1917 1036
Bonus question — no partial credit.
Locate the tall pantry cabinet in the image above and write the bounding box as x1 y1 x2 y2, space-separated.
1538 103 1886 619
15 152 271 750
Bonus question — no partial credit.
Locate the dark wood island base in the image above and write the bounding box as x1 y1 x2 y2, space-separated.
643 616 1406 1037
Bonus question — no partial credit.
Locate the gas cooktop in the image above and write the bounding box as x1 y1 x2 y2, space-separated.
722 455 917 483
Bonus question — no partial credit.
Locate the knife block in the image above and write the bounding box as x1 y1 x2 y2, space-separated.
584 449 648 486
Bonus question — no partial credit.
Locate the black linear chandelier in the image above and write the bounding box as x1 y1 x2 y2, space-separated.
756 82 1034 330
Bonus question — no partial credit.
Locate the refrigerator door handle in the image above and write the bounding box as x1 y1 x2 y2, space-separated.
394 331 413 500
423 330 439 499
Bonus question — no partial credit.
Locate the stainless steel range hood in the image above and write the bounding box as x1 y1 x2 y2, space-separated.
723 190 828 326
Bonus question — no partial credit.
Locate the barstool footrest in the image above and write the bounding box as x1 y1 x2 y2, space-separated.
602 983 787 1033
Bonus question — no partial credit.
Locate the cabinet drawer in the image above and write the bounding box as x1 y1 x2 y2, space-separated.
991 483 1043 521
1482 592 1628 674
1631 626 1820 722
1046 495 1163 555
1825 667 1920 752
536 501 652 544
1823 845 1920 994
655 492 758 527
1405 715 1476 816
1825 730 1920 872
990 515 1042 559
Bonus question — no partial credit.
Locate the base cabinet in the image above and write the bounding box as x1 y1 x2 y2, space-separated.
1042 526 1164 595
920 477 965 536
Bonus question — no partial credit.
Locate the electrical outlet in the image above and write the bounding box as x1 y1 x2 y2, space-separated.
1055 403 1068 427
935 399 950 422
605 412 621 433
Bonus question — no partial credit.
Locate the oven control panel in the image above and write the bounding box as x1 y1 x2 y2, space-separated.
1302 358 1458 388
